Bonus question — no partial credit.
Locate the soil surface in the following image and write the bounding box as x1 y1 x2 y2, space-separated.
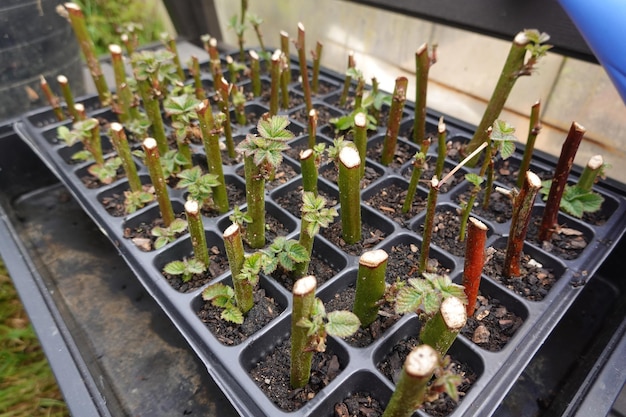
236 161 299 190
321 219 387 256
271 250 341 291
273 184 338 219
425 208 470 258
454 187 514 224
123 213 186 252
333 392 385 417
364 182 426 226
526 216 588 260
366 140 416 171
161 246 229 293
320 163 381 188
197 287 282 345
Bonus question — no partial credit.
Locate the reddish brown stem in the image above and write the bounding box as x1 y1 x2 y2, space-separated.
463 218 488 316
381 77 408 166
40 76 64 121
296 23 312 112
538 122 586 241
504 171 542 277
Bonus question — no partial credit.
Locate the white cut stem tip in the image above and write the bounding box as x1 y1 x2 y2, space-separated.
354 112 367 128
405 344 438 378
143 137 157 150
293 275 317 296
468 217 488 231
359 249 388 268
249 50 259 60
339 146 361 169
526 171 542 189
587 154 604 170
300 148 313 160
109 44 122 55
184 199 200 215
56 75 68 84
110 122 123 133
440 296 467 330
223 223 240 239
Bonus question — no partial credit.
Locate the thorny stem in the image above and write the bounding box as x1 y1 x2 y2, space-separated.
217 77 237 158
481 143 498 210
538 122 586 241
381 77 408 166
434 117 447 179
249 50 262 97
136 76 168 155
382 345 439 417
185 199 209 267
63 3 110 105
269 50 281 116
462 217 488 316
353 249 388 327
401 151 426 214
296 23 313 113
339 51 355 107
412 43 436 144
280 31 292 84
353 112 368 179
311 41 323 94
517 100 542 189
578 154 604 192
110 122 142 192
117 83 138 126
307 109 317 149
504 171 542 277
224 223 253 313
231 86 247 125
244 154 266 248
40 76 64 121
420 296 466 357
291 276 317 388
418 176 440 274
56 75 77 121
339 146 362 245
190 56 206 101
300 149 318 196
196 100 229 213
142 137 175 227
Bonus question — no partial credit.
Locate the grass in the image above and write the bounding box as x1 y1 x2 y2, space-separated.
0 260 69 417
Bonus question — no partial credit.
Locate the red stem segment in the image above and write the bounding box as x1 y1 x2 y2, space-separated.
381 77 408 166
463 218 488 316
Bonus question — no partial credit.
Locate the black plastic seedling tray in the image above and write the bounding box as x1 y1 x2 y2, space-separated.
12 52 626 416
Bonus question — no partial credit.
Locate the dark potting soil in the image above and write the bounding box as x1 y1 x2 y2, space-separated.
236 161 299 190
377 335 477 417
364 182 426 226
324 285 400 348
492 158 553 189
290 104 337 127
258 90 306 110
162 246 229 293
99 184 156 217
333 392 385 417
320 163 381 188
197 288 282 346
386 242 453 279
402 163 464 195
426 208 468 258
454 187 514 224
199 182 247 216
461 294 524 351
366 140 416 171
270 251 340 292
321 220 387 256
292 78 339 97
526 217 587 260
483 247 558 301
123 213 186 252
249 338 343 412
79 165 126 189
273 184 338 219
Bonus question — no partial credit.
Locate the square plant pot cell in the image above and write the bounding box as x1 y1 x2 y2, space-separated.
310 370 392 417
491 154 555 189
283 134 333 163
57 134 114 165
235 157 301 191
378 231 457 279
485 236 567 302
247 117 305 138
74 156 131 190
122 199 186 252
191 273 288 346
410 202 496 258
454 272 529 352
230 103 270 129
240 316 351 413
320 205 396 257
254 82 306 110
292 75 342 98
270 177 339 219
97 174 153 217
318 268 403 348
452 180 517 226
366 132 420 171
42 120 72 145
362 176 428 225
153 229 229 293
25 94 103 129
289 103 343 130
390 110 430 140
525 205 595 261
179 173 247 218
401 155 468 195
373 315 484 416
217 200 298 241
319 158 384 189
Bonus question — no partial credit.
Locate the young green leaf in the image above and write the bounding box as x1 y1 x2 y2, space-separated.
465 172 484 187
326 310 361 337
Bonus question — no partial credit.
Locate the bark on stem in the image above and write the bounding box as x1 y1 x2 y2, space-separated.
419 296 466 357
269 50 281 116
517 100 542 189
353 112 368 179
307 109 317 149
353 249 388 327
296 23 312 113
244 154 266 248
40 76 64 121
435 117 447 179
224 223 252 313
339 51 355 107
249 50 261 98
538 122 586 241
142 138 175 227
312 41 323 94
136 76 168 155
381 77 408 166
463 217 488 316
280 31 291 84
185 199 209 267
412 43 430 144
402 152 426 214
382 345 439 417
190 55 206 101
300 149 318 196
217 77 236 158
110 122 142 193
56 75 77 121
504 171 542 277
291 276 317 388
339 146 362 244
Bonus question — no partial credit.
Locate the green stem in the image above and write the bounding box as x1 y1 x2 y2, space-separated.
578 154 604 192
56 75 77 121
353 112 368 179
312 41 323 94
296 23 312 113
110 122 142 192
517 100 541 189
185 199 209 266
307 109 317 149
121 33 135 56
419 296 466 357
462 217 488 317
412 43 430 144
136 76 168 155
339 51 355 107
504 171 542 277
64 3 110 106
280 31 291 84
339 146 362 245
280 54 290 109
295 217 314 278
224 223 253 313
39 76 64 121
418 177 439 274
226 56 238 85
434 117 447 179
354 77 365 109
300 149 318 196
249 50 261 97
459 136 493 242
291 276 317 389
244 154 266 248
196 100 229 213
353 249 388 327
84 118 104 165
382 345 439 417
401 152 426 214
269 50 281 116
143 138 175 227
208 38 223 92
217 78 237 158
190 55 206 101
381 77 408 166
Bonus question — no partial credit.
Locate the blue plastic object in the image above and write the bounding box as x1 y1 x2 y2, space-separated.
558 0 626 103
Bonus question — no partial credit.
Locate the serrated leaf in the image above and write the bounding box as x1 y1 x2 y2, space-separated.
465 172 484 186
170 218 188 233
154 236 169 249
326 311 361 337
422 291 442 315
71 150 93 162
163 260 186 275
202 282 234 301
500 140 516 160
395 286 424 314
222 306 244 324
187 258 207 274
